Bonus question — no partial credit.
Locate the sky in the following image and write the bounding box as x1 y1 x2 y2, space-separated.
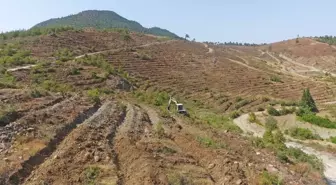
0 0 335 43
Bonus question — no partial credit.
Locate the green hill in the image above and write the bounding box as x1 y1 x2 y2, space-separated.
32 10 180 38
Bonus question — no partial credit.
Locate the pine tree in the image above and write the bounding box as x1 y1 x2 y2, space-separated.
301 88 318 112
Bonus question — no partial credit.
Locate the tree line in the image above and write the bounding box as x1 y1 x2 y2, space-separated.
0 26 76 40
204 41 267 46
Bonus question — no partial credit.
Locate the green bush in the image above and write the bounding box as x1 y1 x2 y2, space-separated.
83 166 100 185
270 75 283 83
230 111 241 119
278 107 296 115
54 48 74 62
258 171 283 185
288 127 320 140
154 92 169 106
286 147 323 172
235 99 251 109
248 112 257 123
87 89 101 103
267 107 280 116
300 113 336 128
265 116 278 131
330 137 336 144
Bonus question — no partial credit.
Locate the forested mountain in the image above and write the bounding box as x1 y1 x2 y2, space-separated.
33 10 180 38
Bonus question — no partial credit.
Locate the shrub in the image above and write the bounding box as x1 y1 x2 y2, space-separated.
140 53 152 60
288 127 320 140
330 137 336 144
258 171 283 185
286 147 323 172
267 107 280 116
300 113 336 128
248 112 257 123
265 116 278 131
54 48 74 62
278 107 296 115
235 96 243 102
154 121 165 138
69 67 80 75
87 89 101 104
235 99 251 109
270 75 283 83
154 92 169 106
230 111 241 119
83 166 100 185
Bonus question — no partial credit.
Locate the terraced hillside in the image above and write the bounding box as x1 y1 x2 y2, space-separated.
103 40 336 112
0 29 334 184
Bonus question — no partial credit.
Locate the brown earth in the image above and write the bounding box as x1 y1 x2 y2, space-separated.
0 30 334 184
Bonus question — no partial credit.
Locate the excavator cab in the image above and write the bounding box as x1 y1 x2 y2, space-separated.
167 96 188 116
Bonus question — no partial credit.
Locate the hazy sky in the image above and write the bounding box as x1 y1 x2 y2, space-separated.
0 0 335 43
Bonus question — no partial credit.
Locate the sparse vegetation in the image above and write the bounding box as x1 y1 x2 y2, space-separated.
248 112 257 123
299 113 336 128
54 48 74 62
196 136 226 149
267 107 280 116
83 166 100 185
258 171 283 185
267 106 295 116
270 75 283 83
154 121 165 138
252 115 324 172
0 44 36 67
330 136 336 144
287 127 321 140
230 111 241 119
198 112 242 133
265 116 278 131
87 89 101 104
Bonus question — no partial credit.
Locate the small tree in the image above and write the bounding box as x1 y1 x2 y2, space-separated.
185 34 190 40
301 88 318 112
296 34 300 44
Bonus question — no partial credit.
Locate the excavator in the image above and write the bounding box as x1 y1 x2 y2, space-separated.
167 96 189 116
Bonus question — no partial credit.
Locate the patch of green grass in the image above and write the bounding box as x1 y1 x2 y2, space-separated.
196 136 226 149
287 127 321 140
330 136 336 144
258 171 283 185
83 166 100 185
40 80 73 94
199 112 242 133
299 113 336 128
154 121 165 138
87 89 101 104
